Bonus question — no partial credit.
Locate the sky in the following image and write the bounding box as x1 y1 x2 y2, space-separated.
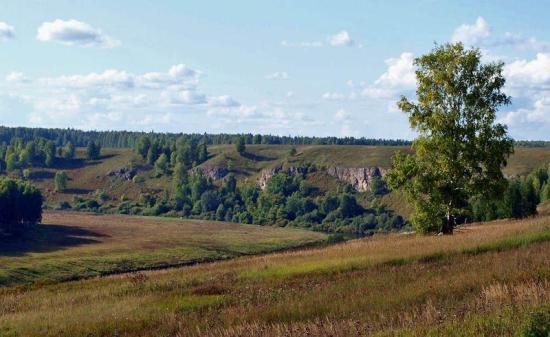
1 0 550 139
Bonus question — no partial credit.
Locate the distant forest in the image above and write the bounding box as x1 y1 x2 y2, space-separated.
0 126 412 148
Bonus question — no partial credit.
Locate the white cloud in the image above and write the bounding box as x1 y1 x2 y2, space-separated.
37 19 119 48
362 52 416 98
334 108 350 121
266 71 289 80
504 53 550 90
6 64 240 130
328 30 354 47
0 22 15 41
452 17 491 46
496 33 550 52
322 92 347 101
208 95 240 107
499 98 550 126
5 72 29 83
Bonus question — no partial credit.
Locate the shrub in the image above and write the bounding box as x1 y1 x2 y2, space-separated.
54 171 68 192
521 308 550 337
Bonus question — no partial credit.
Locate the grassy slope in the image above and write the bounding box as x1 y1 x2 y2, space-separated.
0 211 326 287
24 145 550 217
0 216 548 336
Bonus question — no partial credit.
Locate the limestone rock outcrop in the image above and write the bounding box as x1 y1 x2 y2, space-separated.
326 167 385 192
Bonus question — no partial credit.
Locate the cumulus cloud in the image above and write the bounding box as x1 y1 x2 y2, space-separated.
37 19 119 48
499 98 550 126
5 64 242 130
503 53 550 90
452 17 491 46
266 71 289 80
0 22 15 41
362 52 416 98
328 30 354 47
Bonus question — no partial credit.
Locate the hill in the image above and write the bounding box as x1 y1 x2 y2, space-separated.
1 215 548 336
0 211 326 287
24 145 550 221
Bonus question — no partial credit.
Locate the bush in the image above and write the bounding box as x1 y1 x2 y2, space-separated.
54 170 68 192
521 308 550 337
56 201 72 210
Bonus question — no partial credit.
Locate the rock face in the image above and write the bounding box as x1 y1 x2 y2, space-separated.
194 165 229 181
107 167 138 180
326 167 386 192
258 166 307 190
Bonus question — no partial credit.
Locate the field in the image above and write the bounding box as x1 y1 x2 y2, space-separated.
0 211 326 287
1 215 548 336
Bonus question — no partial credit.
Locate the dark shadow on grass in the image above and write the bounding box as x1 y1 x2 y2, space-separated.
0 224 108 257
62 188 93 195
241 152 276 161
29 170 55 180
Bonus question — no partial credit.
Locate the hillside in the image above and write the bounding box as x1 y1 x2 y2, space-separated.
24 145 550 220
0 211 326 287
1 215 548 336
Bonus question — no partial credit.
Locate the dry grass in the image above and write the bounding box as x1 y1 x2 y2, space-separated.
0 215 548 336
0 211 326 286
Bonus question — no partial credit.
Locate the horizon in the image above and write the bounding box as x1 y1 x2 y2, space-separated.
2 1 550 139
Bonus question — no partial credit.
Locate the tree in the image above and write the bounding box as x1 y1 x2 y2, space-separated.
6 153 17 172
54 171 68 192
235 136 246 155
86 141 101 160
385 43 514 234
154 153 169 176
0 177 42 234
63 141 75 159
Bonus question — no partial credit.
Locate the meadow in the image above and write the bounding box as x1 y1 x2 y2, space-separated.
0 211 326 287
0 214 548 336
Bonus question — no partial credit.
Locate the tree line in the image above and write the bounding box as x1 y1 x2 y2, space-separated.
470 165 550 221
0 137 101 173
134 135 208 170
0 126 413 149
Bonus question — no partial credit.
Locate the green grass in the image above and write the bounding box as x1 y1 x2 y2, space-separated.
0 215 548 336
0 211 326 287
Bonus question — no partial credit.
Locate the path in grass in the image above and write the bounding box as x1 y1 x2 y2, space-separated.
0 211 326 287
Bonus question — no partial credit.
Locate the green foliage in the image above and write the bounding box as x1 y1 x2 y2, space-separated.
166 168 403 236
86 141 101 160
386 43 513 234
54 171 68 192
521 308 550 337
235 136 246 155
154 153 169 176
63 141 75 159
0 176 42 234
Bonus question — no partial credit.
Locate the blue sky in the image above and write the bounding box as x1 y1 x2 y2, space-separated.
1 1 550 139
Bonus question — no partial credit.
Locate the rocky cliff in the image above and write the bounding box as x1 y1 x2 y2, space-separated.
193 165 229 181
326 166 386 192
258 166 307 190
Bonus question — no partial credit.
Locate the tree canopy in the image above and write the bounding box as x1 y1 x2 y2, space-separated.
386 43 514 234
0 177 43 234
